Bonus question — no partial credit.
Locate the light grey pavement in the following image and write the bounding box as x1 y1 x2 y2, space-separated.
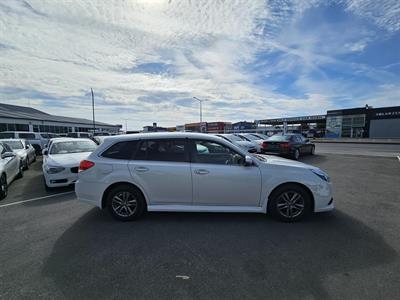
1 145 400 299
316 142 400 157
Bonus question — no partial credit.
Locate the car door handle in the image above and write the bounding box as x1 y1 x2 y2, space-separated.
134 166 149 172
194 169 209 175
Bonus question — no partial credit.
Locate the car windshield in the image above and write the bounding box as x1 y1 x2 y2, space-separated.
223 134 242 142
50 140 97 154
40 133 50 138
268 135 291 141
4 140 24 150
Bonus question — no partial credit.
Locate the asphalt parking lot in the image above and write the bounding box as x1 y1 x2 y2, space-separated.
1 144 400 299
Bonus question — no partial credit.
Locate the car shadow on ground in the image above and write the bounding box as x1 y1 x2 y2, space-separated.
42 209 397 299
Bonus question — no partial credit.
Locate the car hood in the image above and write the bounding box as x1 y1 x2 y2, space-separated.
47 152 92 166
256 154 314 169
13 149 26 156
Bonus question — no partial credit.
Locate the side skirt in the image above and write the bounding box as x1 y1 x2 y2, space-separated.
147 204 266 214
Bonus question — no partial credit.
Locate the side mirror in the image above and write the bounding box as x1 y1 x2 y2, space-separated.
42 149 48 156
244 155 254 166
25 145 29 149
1 152 15 159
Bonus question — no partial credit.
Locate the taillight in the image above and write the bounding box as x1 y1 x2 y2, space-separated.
262 142 269 149
279 143 290 149
79 160 95 172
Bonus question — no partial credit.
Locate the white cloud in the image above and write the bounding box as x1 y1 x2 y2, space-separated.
0 0 399 129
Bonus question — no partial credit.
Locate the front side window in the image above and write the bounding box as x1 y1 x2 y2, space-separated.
133 139 187 162
50 140 97 154
102 141 139 159
191 140 244 165
19 133 36 139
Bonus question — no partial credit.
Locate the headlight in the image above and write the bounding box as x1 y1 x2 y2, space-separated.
45 165 65 174
310 168 330 182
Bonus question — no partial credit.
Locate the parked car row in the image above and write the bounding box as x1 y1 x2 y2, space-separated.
1 133 327 223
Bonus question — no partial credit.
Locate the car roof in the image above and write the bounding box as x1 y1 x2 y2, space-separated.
103 132 225 141
0 138 24 142
50 137 94 143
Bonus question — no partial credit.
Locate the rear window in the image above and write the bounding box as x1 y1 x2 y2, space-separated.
102 141 139 159
267 135 290 141
19 133 36 139
0 133 14 139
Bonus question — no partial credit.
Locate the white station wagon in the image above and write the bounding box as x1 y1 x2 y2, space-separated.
76 133 333 222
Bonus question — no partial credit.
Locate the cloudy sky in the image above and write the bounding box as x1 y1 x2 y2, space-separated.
0 0 399 129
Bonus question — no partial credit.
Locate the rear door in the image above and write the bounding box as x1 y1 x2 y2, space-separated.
189 139 262 207
128 138 192 205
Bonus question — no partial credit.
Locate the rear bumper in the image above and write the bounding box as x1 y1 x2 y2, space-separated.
75 179 104 208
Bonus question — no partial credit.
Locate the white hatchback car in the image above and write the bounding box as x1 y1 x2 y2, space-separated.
42 138 97 190
76 133 333 222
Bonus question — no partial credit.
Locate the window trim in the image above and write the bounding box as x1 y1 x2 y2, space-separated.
134 138 190 163
100 140 141 160
188 139 245 165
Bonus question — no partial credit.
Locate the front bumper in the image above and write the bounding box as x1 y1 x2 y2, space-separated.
43 167 79 187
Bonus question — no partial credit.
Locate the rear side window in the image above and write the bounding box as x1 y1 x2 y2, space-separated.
133 139 188 162
0 133 14 139
19 133 36 139
102 141 139 159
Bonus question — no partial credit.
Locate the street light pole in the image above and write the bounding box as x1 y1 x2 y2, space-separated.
91 88 96 133
193 97 207 123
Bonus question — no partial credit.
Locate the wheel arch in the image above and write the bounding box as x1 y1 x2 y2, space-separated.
101 181 148 209
266 182 315 212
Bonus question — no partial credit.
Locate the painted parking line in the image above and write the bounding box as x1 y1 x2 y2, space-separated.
0 191 75 208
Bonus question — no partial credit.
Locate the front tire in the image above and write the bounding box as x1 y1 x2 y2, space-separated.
106 184 146 221
268 184 312 222
24 158 30 170
16 162 24 179
0 174 8 200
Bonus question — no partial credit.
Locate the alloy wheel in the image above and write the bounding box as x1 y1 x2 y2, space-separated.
276 191 305 218
111 191 138 217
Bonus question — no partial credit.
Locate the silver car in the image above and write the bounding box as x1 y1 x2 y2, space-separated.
0 142 23 200
1 139 36 170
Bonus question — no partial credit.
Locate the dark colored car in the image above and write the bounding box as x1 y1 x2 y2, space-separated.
262 134 315 160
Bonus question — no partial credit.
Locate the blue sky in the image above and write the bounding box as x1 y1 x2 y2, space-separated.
0 0 399 129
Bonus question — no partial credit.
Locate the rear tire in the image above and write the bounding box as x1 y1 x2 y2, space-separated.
310 146 315 155
292 149 300 160
106 184 146 221
0 174 8 200
268 184 312 222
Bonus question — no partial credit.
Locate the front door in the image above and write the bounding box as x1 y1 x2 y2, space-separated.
189 139 262 207
128 138 192 205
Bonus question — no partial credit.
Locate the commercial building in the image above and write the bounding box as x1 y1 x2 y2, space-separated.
0 102 121 134
256 105 400 139
183 122 231 133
